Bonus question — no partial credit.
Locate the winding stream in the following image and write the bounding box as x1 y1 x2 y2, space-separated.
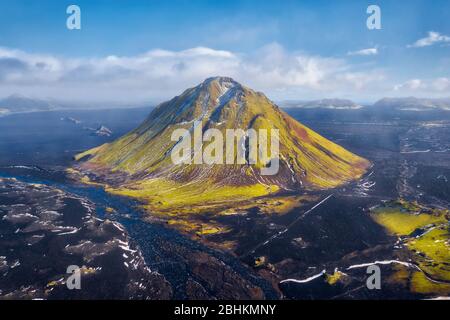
0 167 278 299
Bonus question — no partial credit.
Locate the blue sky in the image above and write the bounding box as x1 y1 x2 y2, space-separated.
1 0 449 103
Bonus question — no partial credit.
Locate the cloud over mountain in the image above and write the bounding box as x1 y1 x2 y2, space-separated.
394 77 450 93
0 43 385 103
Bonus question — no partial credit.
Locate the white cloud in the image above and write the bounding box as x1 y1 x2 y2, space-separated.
408 31 450 48
431 77 450 91
0 44 385 103
394 79 424 91
394 77 450 92
347 48 378 56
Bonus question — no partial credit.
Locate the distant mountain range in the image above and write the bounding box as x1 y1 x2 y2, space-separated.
0 94 450 120
372 97 450 111
281 97 450 111
281 99 364 110
0 94 57 114
0 94 151 115
2 94 450 116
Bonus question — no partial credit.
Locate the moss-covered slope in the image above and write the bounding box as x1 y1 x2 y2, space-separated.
76 77 370 210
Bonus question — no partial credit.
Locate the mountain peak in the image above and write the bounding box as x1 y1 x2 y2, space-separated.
203 76 238 84
200 76 244 97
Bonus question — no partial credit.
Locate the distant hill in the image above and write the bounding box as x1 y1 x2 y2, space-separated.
282 97 450 123
280 99 363 110
281 97 450 112
0 94 150 115
0 94 56 113
373 97 450 111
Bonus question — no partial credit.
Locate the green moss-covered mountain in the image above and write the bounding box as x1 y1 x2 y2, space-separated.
75 77 370 212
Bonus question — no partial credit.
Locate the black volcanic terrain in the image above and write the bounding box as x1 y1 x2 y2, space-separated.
0 104 449 300
0 177 171 299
